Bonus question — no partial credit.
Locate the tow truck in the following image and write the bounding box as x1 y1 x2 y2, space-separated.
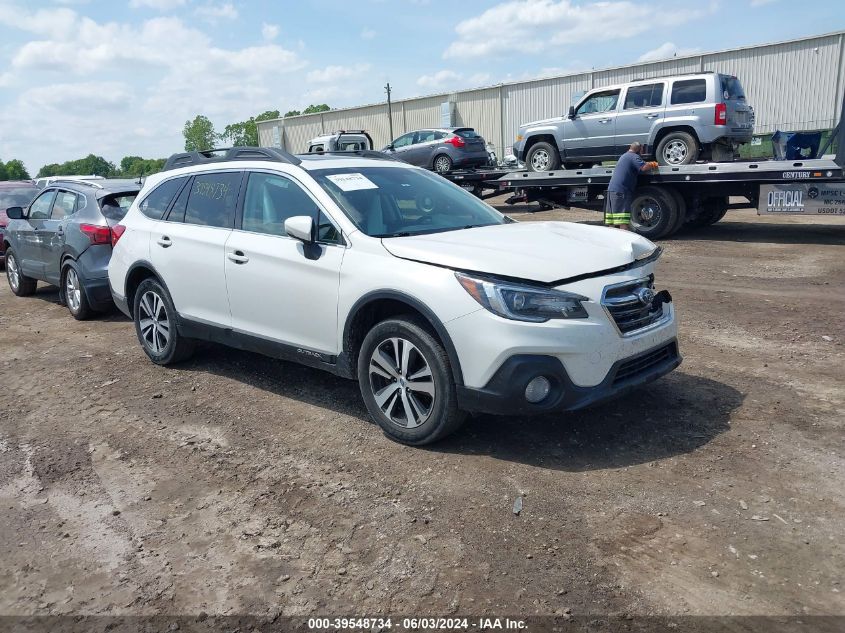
440 93 845 239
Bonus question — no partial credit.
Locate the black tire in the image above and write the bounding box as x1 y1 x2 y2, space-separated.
665 187 688 236
432 154 453 173
357 316 466 445
656 131 699 166
132 277 195 365
4 248 37 296
526 142 561 172
629 186 679 240
62 262 94 321
685 197 729 228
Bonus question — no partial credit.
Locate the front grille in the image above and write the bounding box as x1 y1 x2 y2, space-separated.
602 275 665 335
613 342 678 386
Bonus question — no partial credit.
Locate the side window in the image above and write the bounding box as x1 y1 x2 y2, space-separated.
184 172 241 229
624 83 664 109
392 133 415 148
434 131 448 140
139 177 187 220
417 130 436 143
28 190 56 220
242 172 317 237
671 79 707 105
51 191 78 220
576 90 620 116
165 177 192 223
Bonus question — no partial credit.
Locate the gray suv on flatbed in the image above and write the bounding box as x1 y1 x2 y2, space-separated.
514 72 754 170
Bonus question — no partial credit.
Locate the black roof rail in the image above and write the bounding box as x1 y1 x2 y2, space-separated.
162 146 302 172
307 150 397 161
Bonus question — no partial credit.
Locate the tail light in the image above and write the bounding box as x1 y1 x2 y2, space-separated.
714 103 727 125
80 223 112 245
111 224 126 247
445 134 465 148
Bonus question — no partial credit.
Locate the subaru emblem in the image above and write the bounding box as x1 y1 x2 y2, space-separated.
636 287 655 306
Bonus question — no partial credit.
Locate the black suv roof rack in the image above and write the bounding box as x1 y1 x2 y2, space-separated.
162 146 301 172
305 150 397 161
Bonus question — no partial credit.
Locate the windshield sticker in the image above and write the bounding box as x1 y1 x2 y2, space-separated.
326 173 379 191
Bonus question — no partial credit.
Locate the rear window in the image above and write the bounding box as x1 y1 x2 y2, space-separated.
0 186 38 210
671 79 707 105
720 75 745 99
100 193 138 221
454 129 479 139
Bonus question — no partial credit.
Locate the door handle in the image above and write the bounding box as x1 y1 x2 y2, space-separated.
227 250 249 264
645 114 659 119
156 236 172 248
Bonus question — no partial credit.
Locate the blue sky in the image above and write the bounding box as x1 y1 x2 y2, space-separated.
0 0 843 174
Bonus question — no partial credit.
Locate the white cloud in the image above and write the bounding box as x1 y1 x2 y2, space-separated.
468 72 491 85
129 0 186 9
360 27 376 40
0 72 14 87
195 2 238 22
444 0 709 59
637 42 701 62
306 63 371 83
0 3 307 172
416 70 463 90
261 22 279 41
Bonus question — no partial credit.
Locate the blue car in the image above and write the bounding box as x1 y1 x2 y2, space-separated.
3 179 139 319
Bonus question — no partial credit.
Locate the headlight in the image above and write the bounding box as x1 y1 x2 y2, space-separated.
515 134 524 142
456 272 588 322
634 245 662 263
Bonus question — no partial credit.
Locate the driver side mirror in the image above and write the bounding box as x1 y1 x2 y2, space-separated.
284 215 315 243
568 106 576 119
5 206 23 220
384 143 394 151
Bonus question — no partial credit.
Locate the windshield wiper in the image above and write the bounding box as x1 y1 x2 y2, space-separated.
374 231 412 238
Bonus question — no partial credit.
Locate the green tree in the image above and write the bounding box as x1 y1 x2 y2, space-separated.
37 163 61 178
116 156 165 177
303 104 330 114
0 160 7 181
183 115 216 151
4 159 30 180
218 110 281 147
284 109 301 117
120 155 144 173
35 155 115 179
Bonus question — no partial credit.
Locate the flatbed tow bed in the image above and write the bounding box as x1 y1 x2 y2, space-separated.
440 93 845 239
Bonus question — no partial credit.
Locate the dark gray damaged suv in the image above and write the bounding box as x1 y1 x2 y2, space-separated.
3 179 140 319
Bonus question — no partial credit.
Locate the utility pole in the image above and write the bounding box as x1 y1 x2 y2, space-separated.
385 82 394 141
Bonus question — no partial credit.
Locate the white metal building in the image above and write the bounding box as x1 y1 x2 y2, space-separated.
258 31 845 157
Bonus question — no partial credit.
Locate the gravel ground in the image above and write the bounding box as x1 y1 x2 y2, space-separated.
0 204 843 628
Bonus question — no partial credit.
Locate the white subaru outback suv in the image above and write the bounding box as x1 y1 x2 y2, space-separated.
108 147 680 445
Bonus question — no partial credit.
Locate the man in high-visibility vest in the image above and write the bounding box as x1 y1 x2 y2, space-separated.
605 142 659 231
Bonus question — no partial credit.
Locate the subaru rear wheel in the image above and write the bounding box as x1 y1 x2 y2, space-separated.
133 278 195 365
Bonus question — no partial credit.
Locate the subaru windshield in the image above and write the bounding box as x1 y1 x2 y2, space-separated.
310 166 506 238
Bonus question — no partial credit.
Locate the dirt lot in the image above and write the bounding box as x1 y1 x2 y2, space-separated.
1 205 843 627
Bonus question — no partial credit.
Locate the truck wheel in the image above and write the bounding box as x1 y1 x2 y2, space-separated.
665 188 688 236
630 186 678 240
656 132 699 166
357 316 466 445
526 142 561 172
4 249 37 296
685 197 728 228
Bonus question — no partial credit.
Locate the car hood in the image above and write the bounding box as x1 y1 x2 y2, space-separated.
381 222 657 284
520 116 564 130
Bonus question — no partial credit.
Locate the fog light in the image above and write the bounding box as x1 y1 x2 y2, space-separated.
525 376 551 403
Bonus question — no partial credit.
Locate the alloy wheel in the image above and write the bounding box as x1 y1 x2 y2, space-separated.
65 268 81 313
434 156 452 173
138 290 171 354
7 254 19 291
662 140 689 165
531 149 550 171
368 337 435 429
